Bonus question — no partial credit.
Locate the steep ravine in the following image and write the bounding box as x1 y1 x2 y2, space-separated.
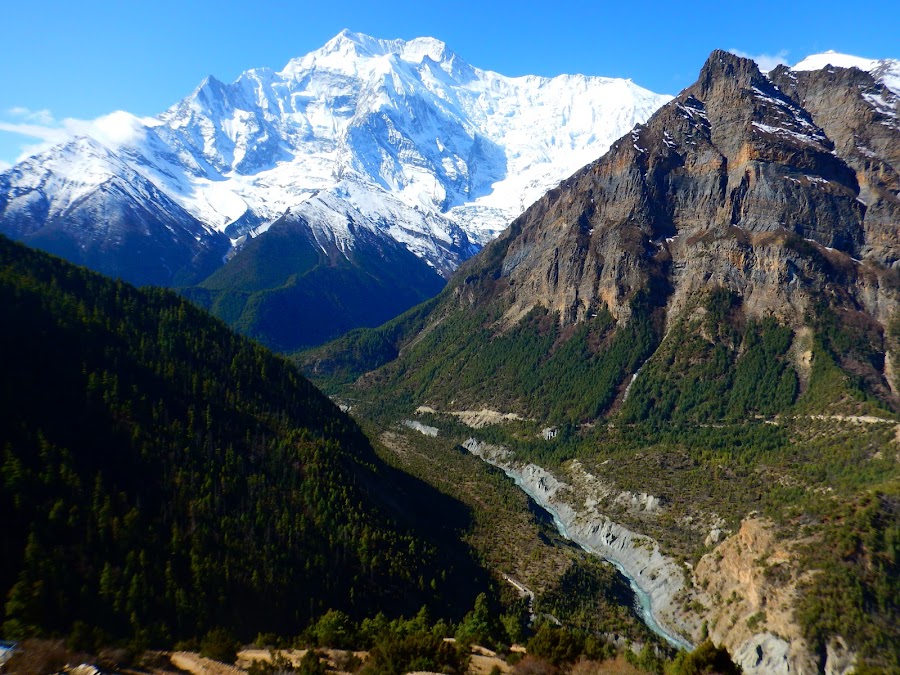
461 438 856 675
462 438 697 650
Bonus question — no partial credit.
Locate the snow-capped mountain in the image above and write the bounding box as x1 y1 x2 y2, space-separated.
146 30 671 246
791 51 900 94
3 36 895 349
0 136 229 286
0 30 670 284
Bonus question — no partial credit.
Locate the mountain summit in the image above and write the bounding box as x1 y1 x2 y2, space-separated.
0 32 670 348
309 46 900 408
791 50 900 93
0 31 669 286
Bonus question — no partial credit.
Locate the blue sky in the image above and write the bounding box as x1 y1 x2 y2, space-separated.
1 0 896 168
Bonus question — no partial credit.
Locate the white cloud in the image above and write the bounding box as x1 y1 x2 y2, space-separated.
728 49 790 73
0 159 11 172
7 106 56 125
0 109 156 162
0 120 70 143
66 110 151 147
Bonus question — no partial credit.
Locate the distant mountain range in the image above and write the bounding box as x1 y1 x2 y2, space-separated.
1 38 897 352
0 30 668 349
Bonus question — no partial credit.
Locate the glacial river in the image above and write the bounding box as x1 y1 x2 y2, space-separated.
496 464 694 652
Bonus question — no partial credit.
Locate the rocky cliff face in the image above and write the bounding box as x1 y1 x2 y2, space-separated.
768 63 900 268
307 49 900 672
314 50 899 418
694 519 819 674
453 50 898 338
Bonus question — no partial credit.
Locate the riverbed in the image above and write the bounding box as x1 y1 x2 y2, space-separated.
467 441 694 651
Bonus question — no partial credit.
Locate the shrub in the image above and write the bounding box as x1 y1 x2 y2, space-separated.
511 655 558 675
309 610 357 649
664 640 740 675
362 632 465 675
298 650 328 675
334 651 364 673
199 628 239 664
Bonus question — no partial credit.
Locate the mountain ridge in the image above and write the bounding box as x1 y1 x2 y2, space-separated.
0 234 485 643
300 48 900 673
0 31 674 349
0 31 669 285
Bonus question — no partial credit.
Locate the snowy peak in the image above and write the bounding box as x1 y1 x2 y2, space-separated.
285 30 462 76
792 51 900 94
793 50 887 72
5 136 162 217
144 30 671 249
2 30 672 289
0 136 229 287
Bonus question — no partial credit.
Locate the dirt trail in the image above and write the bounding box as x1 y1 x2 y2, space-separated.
502 573 536 621
170 652 245 675
805 414 896 424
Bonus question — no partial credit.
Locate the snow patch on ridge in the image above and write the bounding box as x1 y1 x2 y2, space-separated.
792 51 900 95
1 30 671 276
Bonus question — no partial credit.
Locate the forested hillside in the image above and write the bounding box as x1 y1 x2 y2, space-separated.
0 235 483 648
298 51 900 673
181 211 447 353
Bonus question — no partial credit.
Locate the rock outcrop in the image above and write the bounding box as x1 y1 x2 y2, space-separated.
694 519 819 674
451 50 898 336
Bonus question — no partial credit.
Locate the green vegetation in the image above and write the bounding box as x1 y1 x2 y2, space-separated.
363 631 466 675
248 650 330 675
536 558 655 641
526 623 616 666
365 425 576 599
795 492 900 672
329 419 662 653
297 296 441 391
7 226 891 669
302 279 899 667
182 218 445 353
250 603 725 675
0 236 483 647
293 608 469 675
456 593 506 648
200 628 240 664
744 612 765 632
662 640 741 675
791 301 898 418
622 292 798 424
303 296 659 424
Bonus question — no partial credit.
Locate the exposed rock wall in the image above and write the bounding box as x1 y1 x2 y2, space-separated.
694 519 820 674
452 51 899 336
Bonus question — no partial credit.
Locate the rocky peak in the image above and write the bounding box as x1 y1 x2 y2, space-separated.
768 64 900 266
694 49 769 99
453 49 898 335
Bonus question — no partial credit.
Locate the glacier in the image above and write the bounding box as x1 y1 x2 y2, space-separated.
0 30 670 278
